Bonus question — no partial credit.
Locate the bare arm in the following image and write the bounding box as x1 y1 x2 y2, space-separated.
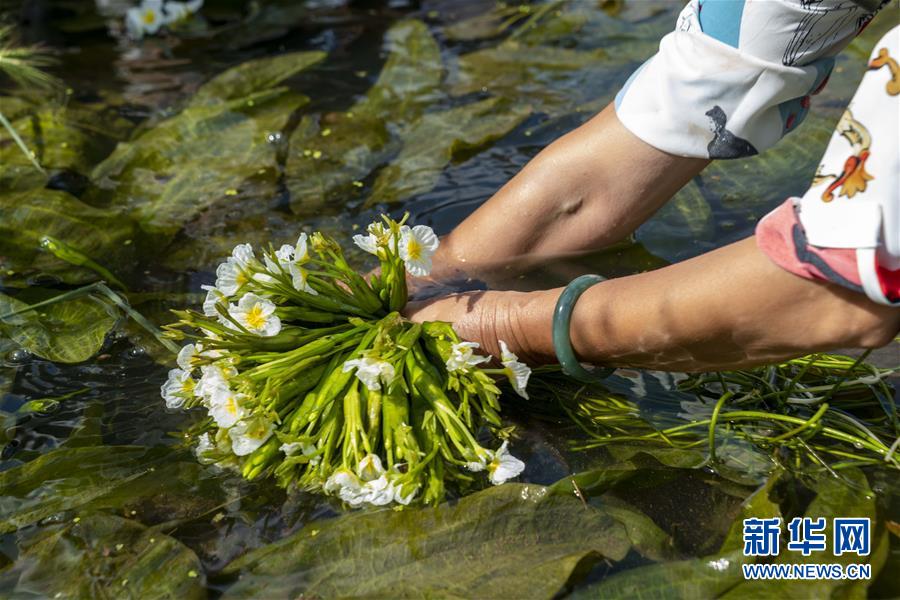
408 237 900 372
431 104 709 282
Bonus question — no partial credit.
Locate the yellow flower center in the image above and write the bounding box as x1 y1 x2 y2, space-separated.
245 304 267 330
181 378 196 396
143 9 157 24
406 238 422 261
225 395 239 416
235 271 249 287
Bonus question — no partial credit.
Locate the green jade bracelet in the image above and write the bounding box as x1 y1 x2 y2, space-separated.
552 274 615 383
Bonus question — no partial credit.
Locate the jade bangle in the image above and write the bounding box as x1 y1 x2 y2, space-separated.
552 274 615 383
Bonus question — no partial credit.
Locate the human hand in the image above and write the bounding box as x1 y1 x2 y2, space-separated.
403 289 559 365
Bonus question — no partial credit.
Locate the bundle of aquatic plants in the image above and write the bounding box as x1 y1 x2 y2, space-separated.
161 215 530 507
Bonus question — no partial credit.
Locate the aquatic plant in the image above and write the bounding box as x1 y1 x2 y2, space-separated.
164 215 529 506
547 351 899 475
124 0 204 39
0 25 58 172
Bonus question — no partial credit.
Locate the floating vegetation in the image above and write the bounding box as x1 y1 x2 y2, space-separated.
0 25 58 172
546 351 899 475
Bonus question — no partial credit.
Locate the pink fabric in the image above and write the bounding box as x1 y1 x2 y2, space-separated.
756 199 900 303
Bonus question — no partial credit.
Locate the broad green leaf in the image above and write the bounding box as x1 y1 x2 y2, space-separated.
572 470 782 599
285 110 391 214
696 113 836 218
189 50 326 107
361 20 444 118
551 444 705 498
222 483 636 599
0 290 116 364
0 445 227 533
0 103 132 192
367 97 531 205
637 180 716 261
451 41 616 117
572 548 751 599
0 188 137 285
92 91 307 234
1 513 205 599
443 5 530 42
0 446 155 533
285 19 443 213
0 338 14 398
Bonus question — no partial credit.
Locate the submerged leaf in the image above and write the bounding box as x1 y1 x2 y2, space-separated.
2 513 205 599
0 446 152 533
0 290 116 364
0 104 125 192
92 91 307 235
0 445 226 533
223 483 635 599
189 50 326 107
286 19 443 212
367 97 531 205
0 188 137 285
638 180 716 261
451 41 614 117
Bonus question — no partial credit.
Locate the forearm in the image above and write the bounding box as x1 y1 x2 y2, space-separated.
412 238 900 371
432 104 709 281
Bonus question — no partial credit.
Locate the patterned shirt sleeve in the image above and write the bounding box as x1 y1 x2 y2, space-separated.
614 0 887 159
756 25 899 306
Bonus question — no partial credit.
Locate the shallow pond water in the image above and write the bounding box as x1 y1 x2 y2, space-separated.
1 1 898 598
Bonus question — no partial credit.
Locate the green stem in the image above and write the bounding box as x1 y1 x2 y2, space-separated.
0 109 44 173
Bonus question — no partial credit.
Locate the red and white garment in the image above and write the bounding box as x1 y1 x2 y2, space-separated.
757 26 899 306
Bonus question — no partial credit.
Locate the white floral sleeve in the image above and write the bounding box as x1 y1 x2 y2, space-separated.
756 26 899 306
614 0 889 159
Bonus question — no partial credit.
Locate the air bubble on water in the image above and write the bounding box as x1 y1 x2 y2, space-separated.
8 348 32 363
266 132 282 144
128 346 147 358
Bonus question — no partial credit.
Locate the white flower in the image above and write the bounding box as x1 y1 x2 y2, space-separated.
208 387 248 428
359 474 395 506
201 285 227 318
324 469 367 506
176 343 199 371
281 441 320 466
499 340 531 399
196 363 234 403
215 244 256 295
195 432 216 464
445 341 489 373
353 221 389 256
324 459 410 507
353 233 379 255
465 459 486 473
358 454 385 481
265 234 317 295
342 357 395 391
324 471 394 508
399 225 439 277
160 368 195 409
125 0 164 39
487 441 525 485
162 0 203 23
229 417 275 456
392 483 418 505
228 293 281 336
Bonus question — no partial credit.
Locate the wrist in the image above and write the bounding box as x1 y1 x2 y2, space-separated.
487 289 560 365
